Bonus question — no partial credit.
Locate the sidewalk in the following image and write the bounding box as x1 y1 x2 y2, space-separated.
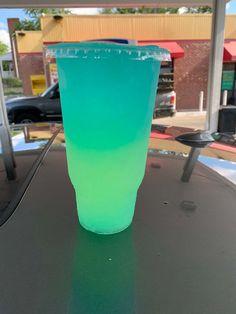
153 111 206 130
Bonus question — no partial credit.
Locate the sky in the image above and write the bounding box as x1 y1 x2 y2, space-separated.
1 1 236 49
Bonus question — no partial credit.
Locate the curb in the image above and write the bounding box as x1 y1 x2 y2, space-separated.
176 111 206 117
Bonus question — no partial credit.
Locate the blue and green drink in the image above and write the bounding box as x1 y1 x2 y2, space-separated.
49 42 168 234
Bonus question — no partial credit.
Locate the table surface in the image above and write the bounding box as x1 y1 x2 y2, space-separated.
1 133 236 314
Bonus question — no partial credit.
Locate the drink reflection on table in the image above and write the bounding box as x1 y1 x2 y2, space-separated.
68 225 136 314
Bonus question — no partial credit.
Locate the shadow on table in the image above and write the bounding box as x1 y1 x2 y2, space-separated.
68 225 136 314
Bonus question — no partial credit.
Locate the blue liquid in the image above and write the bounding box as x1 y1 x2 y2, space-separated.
51 42 167 234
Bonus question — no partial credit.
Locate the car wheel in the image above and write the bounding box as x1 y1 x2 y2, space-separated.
15 113 39 124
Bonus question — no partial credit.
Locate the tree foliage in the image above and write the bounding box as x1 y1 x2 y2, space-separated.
0 41 8 55
100 6 212 14
14 19 40 31
186 6 212 13
14 8 71 31
100 7 178 14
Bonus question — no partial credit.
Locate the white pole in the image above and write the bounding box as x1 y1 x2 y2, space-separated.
222 90 228 106
0 74 9 126
205 0 226 132
199 91 204 112
11 34 19 78
0 73 16 180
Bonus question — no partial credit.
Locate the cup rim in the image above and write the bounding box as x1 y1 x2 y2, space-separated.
47 41 170 61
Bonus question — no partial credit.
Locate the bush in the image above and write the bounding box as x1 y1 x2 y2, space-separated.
2 77 22 88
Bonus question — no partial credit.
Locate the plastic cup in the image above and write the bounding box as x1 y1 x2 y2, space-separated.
48 42 169 234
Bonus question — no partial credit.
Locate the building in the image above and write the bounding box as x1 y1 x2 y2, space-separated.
8 14 236 110
0 52 14 79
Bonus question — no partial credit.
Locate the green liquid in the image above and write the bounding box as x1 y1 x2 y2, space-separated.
52 42 166 234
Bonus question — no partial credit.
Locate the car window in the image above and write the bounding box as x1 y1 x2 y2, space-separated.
41 83 58 97
54 88 60 99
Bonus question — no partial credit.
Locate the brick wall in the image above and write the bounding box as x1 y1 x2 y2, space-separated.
7 18 19 32
18 53 44 95
15 40 211 100
7 18 45 95
174 41 210 111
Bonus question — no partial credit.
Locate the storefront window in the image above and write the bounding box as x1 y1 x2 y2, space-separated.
221 63 236 106
158 61 174 93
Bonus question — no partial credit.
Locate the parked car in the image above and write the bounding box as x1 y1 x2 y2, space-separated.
153 90 176 118
6 81 176 124
6 38 176 123
6 83 61 124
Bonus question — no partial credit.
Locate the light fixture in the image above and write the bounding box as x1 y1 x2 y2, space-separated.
53 15 63 21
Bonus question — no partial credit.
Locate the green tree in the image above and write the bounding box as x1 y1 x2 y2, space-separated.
114 8 139 14
13 19 39 31
100 8 114 14
25 8 71 29
100 7 174 14
187 6 212 13
100 6 211 14
0 41 8 55
14 8 71 31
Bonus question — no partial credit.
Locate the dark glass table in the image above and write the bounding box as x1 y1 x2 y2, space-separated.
0 125 236 313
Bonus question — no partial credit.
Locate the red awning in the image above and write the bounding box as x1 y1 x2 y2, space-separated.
138 41 184 59
224 41 236 62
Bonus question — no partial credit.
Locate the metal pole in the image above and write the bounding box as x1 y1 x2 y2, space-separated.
181 147 201 183
222 90 228 106
0 125 16 180
0 73 16 180
205 0 226 132
11 34 19 78
0 77 10 127
187 0 226 182
199 91 204 112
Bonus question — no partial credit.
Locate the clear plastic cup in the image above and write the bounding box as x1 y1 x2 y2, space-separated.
48 42 169 234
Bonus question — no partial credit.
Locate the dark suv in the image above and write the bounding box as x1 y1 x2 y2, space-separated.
6 80 175 124
6 83 61 124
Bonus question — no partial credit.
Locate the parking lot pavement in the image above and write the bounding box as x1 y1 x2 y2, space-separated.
153 111 206 130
